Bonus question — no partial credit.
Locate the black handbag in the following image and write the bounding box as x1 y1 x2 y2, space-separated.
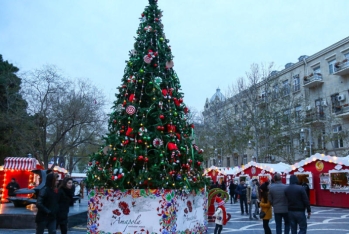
259 211 266 219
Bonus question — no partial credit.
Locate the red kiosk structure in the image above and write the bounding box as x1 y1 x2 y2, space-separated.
285 153 349 208
234 162 291 185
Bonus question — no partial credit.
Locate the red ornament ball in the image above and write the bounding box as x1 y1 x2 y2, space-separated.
159 114 165 120
138 155 144 161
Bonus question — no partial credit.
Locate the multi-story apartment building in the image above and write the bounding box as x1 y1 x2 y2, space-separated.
202 36 349 168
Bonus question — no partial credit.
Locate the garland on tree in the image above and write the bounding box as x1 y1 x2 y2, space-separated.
86 0 208 192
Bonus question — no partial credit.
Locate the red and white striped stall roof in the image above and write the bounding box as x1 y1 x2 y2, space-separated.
4 157 38 170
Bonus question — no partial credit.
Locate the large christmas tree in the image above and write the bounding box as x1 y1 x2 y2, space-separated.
86 0 206 192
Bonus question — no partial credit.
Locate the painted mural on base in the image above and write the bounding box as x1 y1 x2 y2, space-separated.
87 189 207 234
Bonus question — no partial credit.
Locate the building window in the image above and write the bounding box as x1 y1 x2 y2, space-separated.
293 74 300 92
243 154 247 165
234 156 238 166
345 52 349 60
333 125 343 148
274 112 280 125
242 118 247 127
205 160 208 168
317 129 325 150
295 105 302 122
331 93 341 113
313 66 321 74
283 109 290 124
328 60 336 74
282 80 290 96
273 84 279 99
315 99 324 117
226 157 230 167
234 105 239 114
242 101 247 111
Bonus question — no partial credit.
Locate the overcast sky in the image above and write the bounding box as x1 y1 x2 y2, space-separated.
1 0 348 113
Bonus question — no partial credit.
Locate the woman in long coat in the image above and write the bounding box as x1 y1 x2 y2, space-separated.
57 177 73 234
259 182 272 234
35 173 60 234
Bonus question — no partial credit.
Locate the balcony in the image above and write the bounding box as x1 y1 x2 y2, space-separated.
333 60 349 76
305 112 326 124
334 104 349 118
257 97 267 107
303 73 324 88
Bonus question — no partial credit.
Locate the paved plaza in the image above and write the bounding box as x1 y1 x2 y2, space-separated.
207 202 349 234
1 203 349 233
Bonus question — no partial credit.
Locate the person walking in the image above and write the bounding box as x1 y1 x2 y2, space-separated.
229 180 237 204
79 180 84 199
247 179 259 220
235 180 248 215
260 182 272 234
284 175 311 234
6 178 20 197
57 177 73 234
35 173 60 234
269 173 290 234
213 197 228 234
218 178 226 191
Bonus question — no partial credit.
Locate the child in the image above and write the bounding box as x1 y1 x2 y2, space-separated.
214 197 228 234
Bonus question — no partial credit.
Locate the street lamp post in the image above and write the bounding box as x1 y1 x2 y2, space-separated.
248 140 258 162
300 128 312 157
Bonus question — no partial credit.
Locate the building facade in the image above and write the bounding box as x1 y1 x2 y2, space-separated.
202 36 349 167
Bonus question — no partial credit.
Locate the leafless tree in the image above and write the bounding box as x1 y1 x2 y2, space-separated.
21 65 107 170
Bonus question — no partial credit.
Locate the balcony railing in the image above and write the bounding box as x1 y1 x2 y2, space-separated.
303 73 324 88
334 104 349 118
334 61 349 76
258 97 267 107
305 112 326 123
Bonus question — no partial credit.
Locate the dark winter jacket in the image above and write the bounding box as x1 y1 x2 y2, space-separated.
268 181 288 213
35 174 60 223
57 187 73 224
284 175 311 213
229 183 237 195
6 182 20 196
235 183 247 197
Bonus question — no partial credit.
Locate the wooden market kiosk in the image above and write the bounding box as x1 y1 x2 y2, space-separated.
1 157 68 203
203 166 228 184
234 162 292 185
285 153 349 208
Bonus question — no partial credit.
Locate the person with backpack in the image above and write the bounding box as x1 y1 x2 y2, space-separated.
213 197 228 234
235 180 248 215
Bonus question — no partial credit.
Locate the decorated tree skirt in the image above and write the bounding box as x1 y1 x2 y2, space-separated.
87 189 207 234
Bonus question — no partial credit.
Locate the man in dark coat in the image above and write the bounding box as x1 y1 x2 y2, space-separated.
235 180 248 215
284 175 311 234
6 178 20 197
229 181 237 204
269 173 290 234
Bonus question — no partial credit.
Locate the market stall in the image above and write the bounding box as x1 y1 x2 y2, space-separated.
203 166 227 183
235 161 291 185
0 157 43 202
285 154 349 208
